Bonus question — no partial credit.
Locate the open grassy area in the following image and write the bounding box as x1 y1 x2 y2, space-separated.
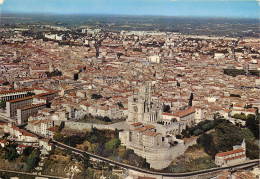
165 145 216 173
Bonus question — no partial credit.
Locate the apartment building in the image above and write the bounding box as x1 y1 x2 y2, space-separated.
17 103 46 124
6 96 34 118
0 88 34 102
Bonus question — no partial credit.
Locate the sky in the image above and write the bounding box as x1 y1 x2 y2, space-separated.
0 0 259 18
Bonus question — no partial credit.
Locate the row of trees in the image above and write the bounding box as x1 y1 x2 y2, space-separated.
233 113 254 121
223 69 246 77
96 116 112 123
83 114 112 123
230 94 241 98
180 119 222 138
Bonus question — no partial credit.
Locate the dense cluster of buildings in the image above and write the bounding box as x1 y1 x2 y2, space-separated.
0 26 259 169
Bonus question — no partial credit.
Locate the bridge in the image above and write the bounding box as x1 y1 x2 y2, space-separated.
53 140 260 178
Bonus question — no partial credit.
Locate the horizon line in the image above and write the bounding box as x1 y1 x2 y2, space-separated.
1 11 259 20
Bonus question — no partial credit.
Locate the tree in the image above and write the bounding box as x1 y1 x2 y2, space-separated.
26 92 35 96
246 140 260 159
163 105 170 112
189 93 193 106
103 116 111 122
230 94 241 98
26 149 40 172
122 149 134 160
171 118 177 123
246 115 259 139
89 135 99 144
176 135 182 139
197 133 213 154
63 136 85 147
245 105 253 109
53 132 64 142
213 112 222 120
58 121 65 132
0 101 6 110
91 94 103 100
4 144 19 161
202 123 212 131
214 123 243 152
23 146 34 156
45 70 62 77
117 102 124 108
117 53 123 58
193 129 203 136
181 129 190 138
233 113 247 120
114 128 119 139
105 138 121 151
87 127 107 144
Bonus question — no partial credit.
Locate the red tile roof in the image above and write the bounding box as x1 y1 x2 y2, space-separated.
162 112 175 116
216 148 244 157
0 139 7 143
143 130 158 137
47 126 59 132
144 125 155 130
131 122 143 127
8 96 33 103
224 154 246 161
0 88 33 94
135 127 147 133
19 103 46 111
173 108 195 118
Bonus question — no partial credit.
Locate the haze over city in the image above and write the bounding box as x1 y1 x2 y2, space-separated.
1 0 260 18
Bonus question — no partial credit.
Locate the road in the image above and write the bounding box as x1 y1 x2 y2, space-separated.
0 168 67 179
0 112 15 123
53 140 260 178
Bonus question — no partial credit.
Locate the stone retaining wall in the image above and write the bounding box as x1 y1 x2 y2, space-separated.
64 121 114 131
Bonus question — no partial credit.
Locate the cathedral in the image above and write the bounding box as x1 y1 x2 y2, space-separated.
120 82 197 169
127 82 161 124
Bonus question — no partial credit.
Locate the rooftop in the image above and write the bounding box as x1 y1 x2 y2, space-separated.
216 148 244 157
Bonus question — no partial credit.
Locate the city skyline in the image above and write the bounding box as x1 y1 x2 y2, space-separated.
1 0 259 18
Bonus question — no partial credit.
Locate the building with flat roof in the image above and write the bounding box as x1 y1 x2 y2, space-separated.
17 103 46 124
6 96 34 118
0 88 34 102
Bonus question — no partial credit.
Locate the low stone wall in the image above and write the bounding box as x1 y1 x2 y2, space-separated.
64 121 114 131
